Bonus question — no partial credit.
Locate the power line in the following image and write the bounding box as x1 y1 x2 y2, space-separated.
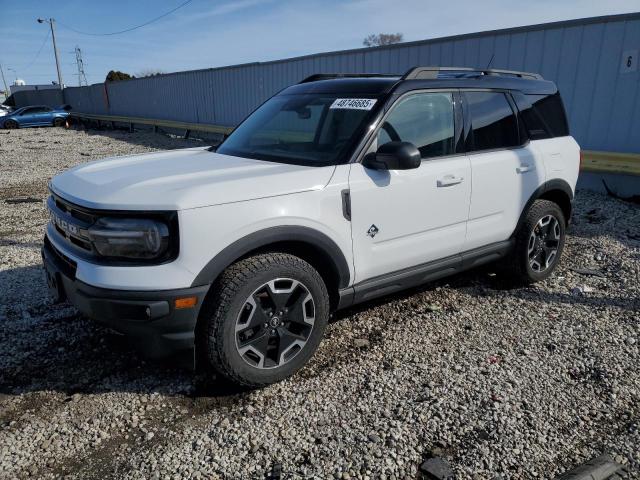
20 29 51 71
56 0 194 36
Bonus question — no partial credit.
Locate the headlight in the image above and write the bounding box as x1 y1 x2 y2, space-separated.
88 217 170 259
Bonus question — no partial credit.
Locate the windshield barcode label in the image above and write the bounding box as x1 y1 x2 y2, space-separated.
330 98 377 110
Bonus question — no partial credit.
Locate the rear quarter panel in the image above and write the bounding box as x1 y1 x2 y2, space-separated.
533 136 580 193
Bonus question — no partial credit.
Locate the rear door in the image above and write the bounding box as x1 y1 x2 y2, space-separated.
349 90 471 283
462 90 546 251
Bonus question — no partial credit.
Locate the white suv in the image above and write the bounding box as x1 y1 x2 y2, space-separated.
43 67 580 386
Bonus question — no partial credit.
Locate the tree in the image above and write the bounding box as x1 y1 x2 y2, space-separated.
105 70 134 82
363 33 404 47
136 69 165 78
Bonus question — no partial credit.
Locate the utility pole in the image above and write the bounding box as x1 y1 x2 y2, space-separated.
0 64 9 97
37 18 64 89
74 46 88 86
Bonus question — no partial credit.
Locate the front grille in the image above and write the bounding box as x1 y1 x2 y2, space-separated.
47 194 96 256
54 196 95 223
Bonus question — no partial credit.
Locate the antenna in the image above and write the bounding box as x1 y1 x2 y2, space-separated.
73 46 88 86
486 53 495 70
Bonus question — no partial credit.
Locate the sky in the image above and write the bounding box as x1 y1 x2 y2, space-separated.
1 0 639 86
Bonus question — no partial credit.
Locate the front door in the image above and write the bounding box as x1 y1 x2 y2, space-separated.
349 91 471 283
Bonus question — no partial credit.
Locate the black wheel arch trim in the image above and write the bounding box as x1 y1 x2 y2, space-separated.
190 226 351 289
512 179 574 237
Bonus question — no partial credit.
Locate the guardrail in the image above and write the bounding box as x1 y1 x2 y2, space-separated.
70 112 639 175
581 150 640 176
70 112 233 138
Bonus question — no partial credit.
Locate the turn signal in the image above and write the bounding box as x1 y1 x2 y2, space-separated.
175 296 198 309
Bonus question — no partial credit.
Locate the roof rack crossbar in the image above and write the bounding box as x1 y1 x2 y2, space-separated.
299 73 399 83
402 66 542 80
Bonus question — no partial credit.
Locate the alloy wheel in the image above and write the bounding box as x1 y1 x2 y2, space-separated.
235 278 315 369
527 214 561 272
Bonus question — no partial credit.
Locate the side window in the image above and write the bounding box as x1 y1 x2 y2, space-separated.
22 107 46 115
528 93 569 138
465 91 519 151
377 92 455 159
512 92 570 140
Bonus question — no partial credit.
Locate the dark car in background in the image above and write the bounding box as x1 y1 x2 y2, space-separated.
0 104 70 129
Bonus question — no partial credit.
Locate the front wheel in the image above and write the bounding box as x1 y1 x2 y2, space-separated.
3 119 18 129
506 199 566 284
202 252 330 387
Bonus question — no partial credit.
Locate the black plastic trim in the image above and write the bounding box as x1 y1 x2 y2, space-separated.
512 179 574 236
42 239 208 360
341 189 351 221
339 240 513 308
191 226 351 289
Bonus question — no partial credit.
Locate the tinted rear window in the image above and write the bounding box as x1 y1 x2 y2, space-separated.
513 92 569 140
465 91 519 151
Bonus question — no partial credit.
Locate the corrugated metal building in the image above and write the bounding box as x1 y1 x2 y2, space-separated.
62 12 640 157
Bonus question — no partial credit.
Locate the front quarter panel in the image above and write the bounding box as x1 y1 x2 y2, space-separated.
178 164 354 287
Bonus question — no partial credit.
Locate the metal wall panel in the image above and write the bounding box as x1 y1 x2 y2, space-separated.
41 12 640 153
14 88 63 108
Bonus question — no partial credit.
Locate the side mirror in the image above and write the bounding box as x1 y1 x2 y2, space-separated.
362 141 421 170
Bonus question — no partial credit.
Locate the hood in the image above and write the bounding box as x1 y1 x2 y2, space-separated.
50 147 336 210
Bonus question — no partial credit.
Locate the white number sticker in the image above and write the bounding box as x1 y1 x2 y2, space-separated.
329 98 377 110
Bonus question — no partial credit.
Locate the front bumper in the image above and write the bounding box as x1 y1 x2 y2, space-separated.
42 236 209 360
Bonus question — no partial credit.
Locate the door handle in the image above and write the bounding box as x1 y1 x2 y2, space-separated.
516 164 535 174
437 175 464 187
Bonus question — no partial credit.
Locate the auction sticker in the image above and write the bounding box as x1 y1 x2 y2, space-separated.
330 98 377 110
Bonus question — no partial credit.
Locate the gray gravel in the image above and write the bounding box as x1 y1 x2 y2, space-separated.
1 127 638 479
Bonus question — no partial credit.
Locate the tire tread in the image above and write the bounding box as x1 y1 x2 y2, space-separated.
506 199 566 284
202 252 329 387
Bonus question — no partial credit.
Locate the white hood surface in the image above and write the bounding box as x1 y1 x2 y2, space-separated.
50 147 335 210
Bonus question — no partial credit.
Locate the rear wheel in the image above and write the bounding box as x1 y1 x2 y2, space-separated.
53 117 66 127
4 119 18 129
202 252 330 387
506 199 566 284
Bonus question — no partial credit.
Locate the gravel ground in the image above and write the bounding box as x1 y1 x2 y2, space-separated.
0 127 638 479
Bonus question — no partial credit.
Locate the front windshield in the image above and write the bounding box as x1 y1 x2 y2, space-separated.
216 93 381 166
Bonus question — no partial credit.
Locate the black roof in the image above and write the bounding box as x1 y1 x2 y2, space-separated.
283 67 557 96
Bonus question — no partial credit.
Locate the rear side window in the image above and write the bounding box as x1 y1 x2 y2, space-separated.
464 92 519 152
513 92 569 139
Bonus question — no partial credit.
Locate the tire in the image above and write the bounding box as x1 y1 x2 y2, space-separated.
506 199 566 284
4 119 18 129
53 118 66 127
202 252 330 387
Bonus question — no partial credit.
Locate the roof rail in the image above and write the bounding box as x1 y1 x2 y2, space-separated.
402 66 543 80
299 73 399 83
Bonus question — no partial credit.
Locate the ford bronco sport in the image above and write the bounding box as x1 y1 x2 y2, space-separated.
43 67 579 386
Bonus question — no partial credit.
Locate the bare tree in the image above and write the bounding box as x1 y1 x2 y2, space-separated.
363 33 404 47
136 69 165 78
